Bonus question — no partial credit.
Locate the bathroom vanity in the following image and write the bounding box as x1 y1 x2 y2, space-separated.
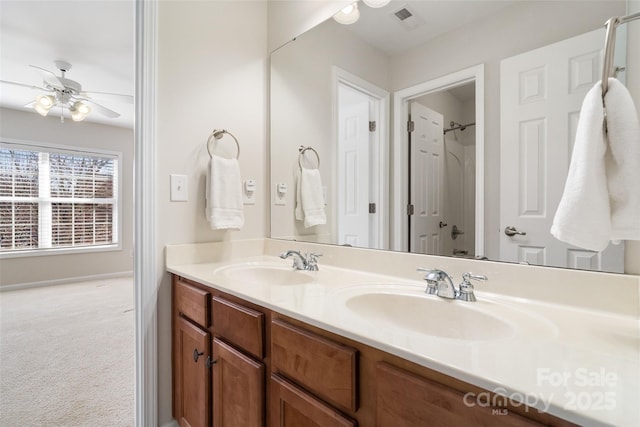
167 240 639 427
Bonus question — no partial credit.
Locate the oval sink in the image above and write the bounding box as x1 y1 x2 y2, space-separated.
215 264 315 286
345 291 515 341
332 283 559 342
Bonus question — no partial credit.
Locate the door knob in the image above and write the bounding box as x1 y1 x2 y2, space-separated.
193 348 204 362
504 226 526 237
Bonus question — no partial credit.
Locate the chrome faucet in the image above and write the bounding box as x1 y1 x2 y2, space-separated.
280 250 322 271
417 268 487 301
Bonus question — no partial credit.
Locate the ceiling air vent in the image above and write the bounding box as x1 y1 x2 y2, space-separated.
390 4 425 31
394 8 412 21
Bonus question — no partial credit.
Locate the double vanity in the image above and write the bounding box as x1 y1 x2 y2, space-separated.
166 239 639 427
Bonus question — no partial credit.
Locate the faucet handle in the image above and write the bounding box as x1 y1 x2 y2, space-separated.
306 252 322 271
457 273 487 302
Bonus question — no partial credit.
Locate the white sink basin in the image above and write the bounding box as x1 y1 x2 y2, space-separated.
334 284 556 342
214 263 315 286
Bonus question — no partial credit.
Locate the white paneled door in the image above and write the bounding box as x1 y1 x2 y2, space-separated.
410 102 445 255
500 29 623 272
338 84 370 247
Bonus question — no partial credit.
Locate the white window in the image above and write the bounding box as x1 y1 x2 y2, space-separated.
0 141 120 256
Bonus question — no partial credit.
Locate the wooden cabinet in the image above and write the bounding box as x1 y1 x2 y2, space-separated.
270 374 356 427
173 277 212 427
376 362 540 427
212 338 264 427
175 316 211 427
211 295 266 427
171 274 575 427
271 319 358 413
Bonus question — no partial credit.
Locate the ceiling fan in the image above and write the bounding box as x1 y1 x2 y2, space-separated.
0 60 133 123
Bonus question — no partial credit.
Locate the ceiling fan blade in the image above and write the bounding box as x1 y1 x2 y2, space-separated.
81 90 134 104
29 65 65 90
79 98 120 118
0 80 48 91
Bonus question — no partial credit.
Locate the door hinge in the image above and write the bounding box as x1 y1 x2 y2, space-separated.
369 121 377 132
369 203 376 214
407 204 415 216
407 120 415 133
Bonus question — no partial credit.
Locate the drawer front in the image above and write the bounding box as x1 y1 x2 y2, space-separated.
270 374 356 427
212 296 265 359
271 319 358 412
175 278 210 327
376 362 542 427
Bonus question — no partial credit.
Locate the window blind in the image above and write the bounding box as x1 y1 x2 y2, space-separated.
0 145 119 253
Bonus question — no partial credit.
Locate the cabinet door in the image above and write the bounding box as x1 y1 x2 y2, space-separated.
376 362 541 427
176 316 211 427
270 374 356 427
212 338 264 427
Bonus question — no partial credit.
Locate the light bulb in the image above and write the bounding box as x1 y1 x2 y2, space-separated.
34 95 55 116
71 101 92 122
333 2 360 25
362 0 390 8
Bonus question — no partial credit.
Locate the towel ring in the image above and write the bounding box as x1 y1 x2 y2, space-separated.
298 145 320 170
207 129 240 159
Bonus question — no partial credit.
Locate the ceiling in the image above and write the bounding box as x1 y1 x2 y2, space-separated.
342 0 517 55
0 0 135 129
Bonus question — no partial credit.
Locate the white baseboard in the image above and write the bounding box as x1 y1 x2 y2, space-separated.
160 420 178 427
0 271 134 292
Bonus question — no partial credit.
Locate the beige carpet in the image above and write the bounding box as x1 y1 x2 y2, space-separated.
0 277 135 426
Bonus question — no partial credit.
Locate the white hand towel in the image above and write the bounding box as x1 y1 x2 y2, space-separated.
205 155 244 230
295 168 326 228
551 78 640 251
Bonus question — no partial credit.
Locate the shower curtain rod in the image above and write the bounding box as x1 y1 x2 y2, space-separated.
443 122 476 134
602 11 640 96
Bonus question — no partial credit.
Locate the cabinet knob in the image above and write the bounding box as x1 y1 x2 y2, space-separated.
206 356 217 369
193 348 204 363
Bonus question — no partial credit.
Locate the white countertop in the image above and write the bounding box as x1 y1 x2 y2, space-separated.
166 242 640 427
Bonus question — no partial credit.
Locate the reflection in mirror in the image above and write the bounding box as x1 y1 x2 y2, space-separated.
270 0 633 273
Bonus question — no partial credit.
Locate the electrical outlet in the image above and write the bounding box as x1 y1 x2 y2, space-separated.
170 174 188 202
243 179 256 204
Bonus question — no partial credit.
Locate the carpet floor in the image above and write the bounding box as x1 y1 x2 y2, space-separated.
0 277 135 426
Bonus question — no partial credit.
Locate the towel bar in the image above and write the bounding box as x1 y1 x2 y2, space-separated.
298 145 320 170
601 11 640 97
207 129 240 159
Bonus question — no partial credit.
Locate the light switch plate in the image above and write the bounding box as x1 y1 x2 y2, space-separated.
170 174 188 202
275 183 286 206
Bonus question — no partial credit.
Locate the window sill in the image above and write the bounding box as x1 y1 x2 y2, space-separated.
0 244 122 259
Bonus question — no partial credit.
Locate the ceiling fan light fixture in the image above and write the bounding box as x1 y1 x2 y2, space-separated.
362 0 390 8
70 101 92 122
333 2 360 25
34 95 55 116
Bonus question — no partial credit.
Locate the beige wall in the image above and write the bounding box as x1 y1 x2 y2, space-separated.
0 108 134 287
156 1 268 424
390 0 626 261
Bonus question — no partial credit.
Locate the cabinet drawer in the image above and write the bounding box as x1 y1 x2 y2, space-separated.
270 374 356 427
175 278 210 327
376 362 541 427
271 319 358 412
212 296 264 359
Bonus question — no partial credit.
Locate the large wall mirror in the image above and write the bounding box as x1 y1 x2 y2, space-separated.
270 0 634 273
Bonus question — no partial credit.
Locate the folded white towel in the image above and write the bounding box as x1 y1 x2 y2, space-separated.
205 155 244 230
551 78 640 251
295 168 326 228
